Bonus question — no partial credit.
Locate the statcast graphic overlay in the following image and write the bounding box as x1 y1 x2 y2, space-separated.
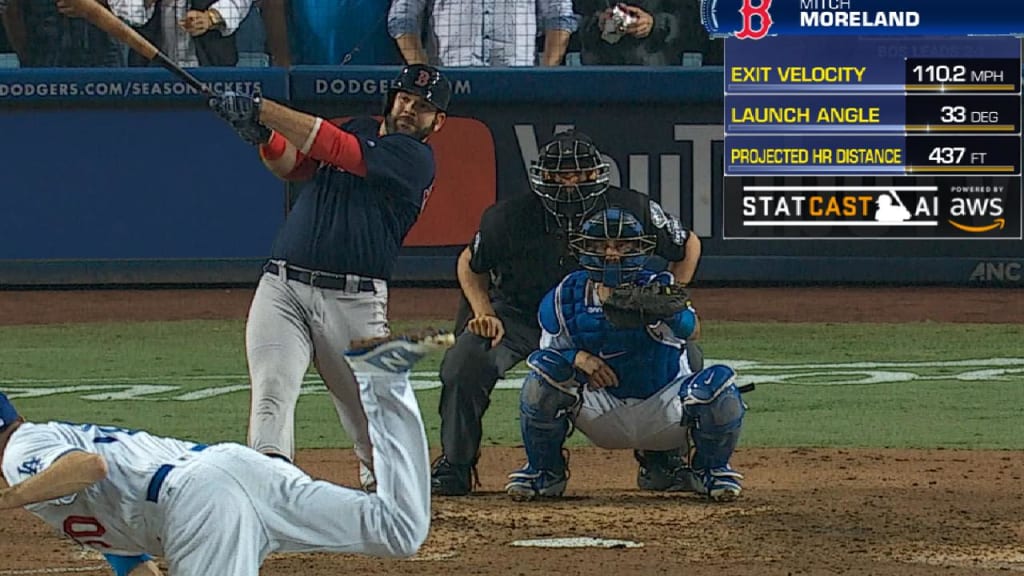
723 36 1022 240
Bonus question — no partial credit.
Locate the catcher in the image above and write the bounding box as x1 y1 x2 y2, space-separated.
505 207 747 502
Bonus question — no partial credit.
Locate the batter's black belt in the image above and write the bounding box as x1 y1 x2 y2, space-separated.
263 261 377 293
146 444 208 503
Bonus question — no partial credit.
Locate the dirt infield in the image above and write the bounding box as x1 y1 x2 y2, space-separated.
0 287 1022 575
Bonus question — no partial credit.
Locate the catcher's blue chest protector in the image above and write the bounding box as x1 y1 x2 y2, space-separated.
541 270 692 399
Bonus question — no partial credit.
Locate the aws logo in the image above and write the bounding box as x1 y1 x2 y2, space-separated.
948 197 1005 234
949 219 1006 233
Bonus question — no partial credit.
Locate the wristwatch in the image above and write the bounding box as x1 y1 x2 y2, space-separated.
206 8 226 31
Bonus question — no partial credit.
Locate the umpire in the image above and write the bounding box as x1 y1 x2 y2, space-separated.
432 130 703 496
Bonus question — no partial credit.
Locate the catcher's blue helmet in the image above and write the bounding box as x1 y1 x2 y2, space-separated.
570 207 656 287
0 392 19 434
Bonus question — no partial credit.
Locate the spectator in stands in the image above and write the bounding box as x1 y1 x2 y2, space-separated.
575 0 682 66
108 0 254 67
0 0 125 67
387 0 578 66
261 0 400 66
674 0 720 65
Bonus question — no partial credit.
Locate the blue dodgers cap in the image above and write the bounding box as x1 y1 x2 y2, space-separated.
0 392 19 434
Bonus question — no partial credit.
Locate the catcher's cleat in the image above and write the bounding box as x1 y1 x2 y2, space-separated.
634 449 702 493
345 329 454 374
430 455 478 496
695 466 743 502
505 465 569 501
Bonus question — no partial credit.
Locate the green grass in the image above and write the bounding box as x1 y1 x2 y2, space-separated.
2 320 1022 449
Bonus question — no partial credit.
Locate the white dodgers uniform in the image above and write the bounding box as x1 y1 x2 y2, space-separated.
1 364 431 575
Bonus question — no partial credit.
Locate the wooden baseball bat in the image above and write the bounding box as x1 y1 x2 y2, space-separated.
67 0 212 96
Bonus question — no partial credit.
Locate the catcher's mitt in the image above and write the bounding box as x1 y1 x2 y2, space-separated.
602 283 691 329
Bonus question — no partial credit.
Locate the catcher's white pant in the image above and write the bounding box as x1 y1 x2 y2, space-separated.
573 377 690 451
149 365 430 575
246 264 389 481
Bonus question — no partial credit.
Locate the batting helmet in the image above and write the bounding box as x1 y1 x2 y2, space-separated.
570 207 656 287
0 392 19 434
529 130 611 229
383 64 452 115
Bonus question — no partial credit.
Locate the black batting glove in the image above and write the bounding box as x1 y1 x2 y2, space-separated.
208 89 271 146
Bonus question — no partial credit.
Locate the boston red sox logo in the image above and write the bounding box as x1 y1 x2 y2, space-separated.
736 0 773 40
414 70 432 87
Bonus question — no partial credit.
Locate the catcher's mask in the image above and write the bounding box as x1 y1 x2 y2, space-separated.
383 64 452 116
529 130 611 229
570 207 656 287
0 392 19 434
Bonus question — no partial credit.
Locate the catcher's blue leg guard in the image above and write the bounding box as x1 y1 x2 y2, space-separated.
680 364 746 501
506 350 576 501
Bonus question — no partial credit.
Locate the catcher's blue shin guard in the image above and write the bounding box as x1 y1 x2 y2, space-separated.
506 350 577 501
680 365 746 501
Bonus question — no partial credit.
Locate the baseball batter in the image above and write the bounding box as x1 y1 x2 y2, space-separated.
208 65 451 490
503 208 746 502
0 332 452 576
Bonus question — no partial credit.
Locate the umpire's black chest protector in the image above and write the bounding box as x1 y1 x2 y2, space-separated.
474 194 577 313
475 188 687 312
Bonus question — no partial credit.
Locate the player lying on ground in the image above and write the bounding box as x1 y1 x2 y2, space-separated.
504 207 747 502
0 331 453 576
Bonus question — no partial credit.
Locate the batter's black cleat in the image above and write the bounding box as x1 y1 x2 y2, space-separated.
635 449 702 492
431 455 477 496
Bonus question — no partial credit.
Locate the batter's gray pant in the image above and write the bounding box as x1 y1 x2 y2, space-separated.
246 266 389 479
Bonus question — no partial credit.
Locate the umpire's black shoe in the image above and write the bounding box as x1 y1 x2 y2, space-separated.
431 455 476 496
635 449 701 492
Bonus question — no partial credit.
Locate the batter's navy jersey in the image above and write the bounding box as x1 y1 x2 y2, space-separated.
469 187 690 313
270 116 435 280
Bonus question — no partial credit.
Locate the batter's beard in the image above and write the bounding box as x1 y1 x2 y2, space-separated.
385 115 434 141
